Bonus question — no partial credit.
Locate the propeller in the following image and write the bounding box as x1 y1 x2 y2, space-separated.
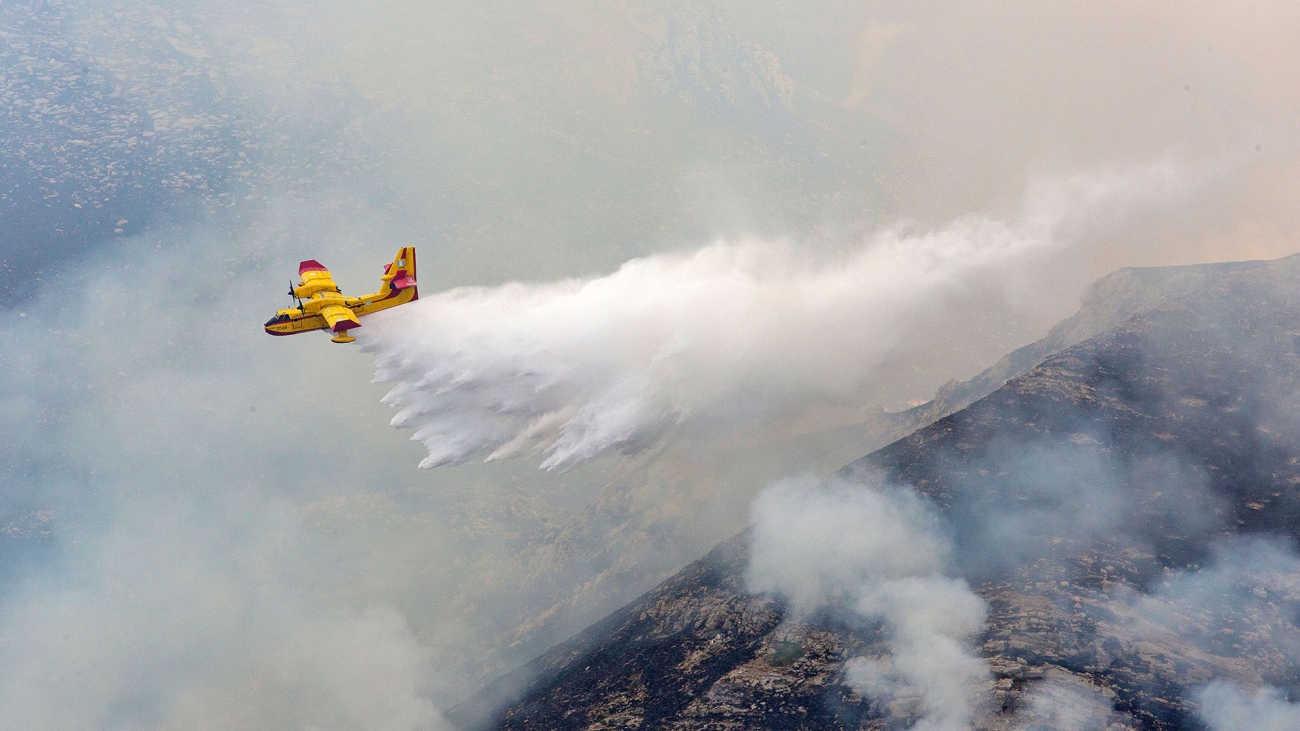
289 280 303 309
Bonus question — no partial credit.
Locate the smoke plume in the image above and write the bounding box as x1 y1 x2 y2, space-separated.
1126 537 1300 731
1011 672 1130 731
0 233 452 731
747 476 989 730
6 1 1299 727
1197 682 1300 731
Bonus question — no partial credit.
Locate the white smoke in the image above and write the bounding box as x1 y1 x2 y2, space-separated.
0 226 455 730
1011 671 1129 731
746 476 989 731
1123 537 1300 731
365 163 1190 470
1197 682 1300 731
0 513 446 731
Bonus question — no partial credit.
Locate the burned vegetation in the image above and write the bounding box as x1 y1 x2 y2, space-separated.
456 256 1300 731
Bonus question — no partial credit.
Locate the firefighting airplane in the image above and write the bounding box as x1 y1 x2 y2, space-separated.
264 247 417 343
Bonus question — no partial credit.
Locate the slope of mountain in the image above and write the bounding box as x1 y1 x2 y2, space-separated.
457 253 1300 730
450 257 1295 704
888 256 1276 439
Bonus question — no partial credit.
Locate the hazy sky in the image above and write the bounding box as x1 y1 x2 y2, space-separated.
3 1 1300 727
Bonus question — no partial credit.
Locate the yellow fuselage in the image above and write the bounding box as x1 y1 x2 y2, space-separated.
264 247 418 343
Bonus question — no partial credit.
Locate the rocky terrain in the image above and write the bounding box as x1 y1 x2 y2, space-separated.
446 256 1290 701
0 0 381 301
455 254 1300 730
888 256 1275 439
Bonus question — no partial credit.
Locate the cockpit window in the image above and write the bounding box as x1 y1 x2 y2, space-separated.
265 313 291 326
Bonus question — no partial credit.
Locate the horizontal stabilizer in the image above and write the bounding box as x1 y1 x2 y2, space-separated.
392 271 417 290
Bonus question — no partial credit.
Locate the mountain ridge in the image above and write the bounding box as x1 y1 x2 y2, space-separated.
454 252 1300 730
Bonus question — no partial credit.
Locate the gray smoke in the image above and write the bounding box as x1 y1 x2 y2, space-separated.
931 434 1226 581
747 476 989 730
1011 671 1132 731
0 213 460 729
1197 682 1300 731
5 1 1300 728
1126 537 1300 730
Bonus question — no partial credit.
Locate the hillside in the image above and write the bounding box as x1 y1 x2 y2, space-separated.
457 253 1300 730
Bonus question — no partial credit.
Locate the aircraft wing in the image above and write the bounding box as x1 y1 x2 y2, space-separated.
297 260 343 296
300 259 332 278
318 303 361 334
